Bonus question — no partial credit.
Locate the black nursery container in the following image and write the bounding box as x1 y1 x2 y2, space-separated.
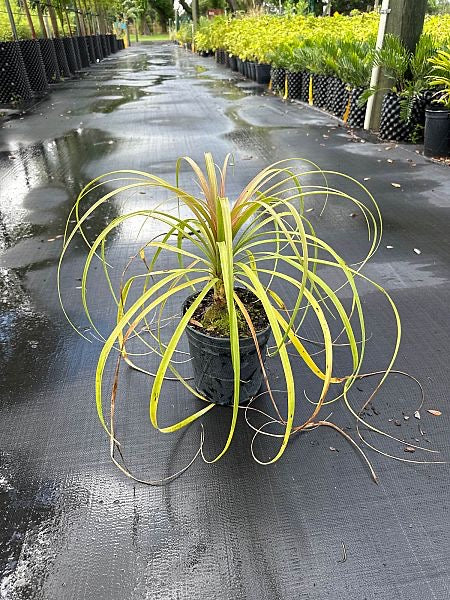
301 71 310 102
93 35 104 61
254 62 271 84
86 35 95 63
270 67 285 94
332 78 347 118
53 37 72 78
286 71 302 99
313 74 327 108
38 38 60 83
379 91 412 141
183 295 271 405
424 108 449 157
109 34 117 53
215 48 226 64
100 34 109 57
71 36 83 70
62 37 79 74
118 38 125 51
18 39 49 97
248 62 256 81
77 36 91 67
347 86 367 128
0 41 32 104
325 77 338 113
229 55 238 72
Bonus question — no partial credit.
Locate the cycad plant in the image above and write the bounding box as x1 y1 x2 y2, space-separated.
362 34 438 122
58 153 436 481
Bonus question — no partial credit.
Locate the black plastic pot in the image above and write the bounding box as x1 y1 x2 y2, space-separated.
270 67 285 94
313 74 327 108
379 91 412 141
85 35 95 63
325 76 338 112
254 63 271 84
332 78 347 118
53 37 72 78
225 53 230 68
76 36 90 68
71 37 82 70
0 41 33 104
108 34 117 53
62 37 79 74
215 48 226 65
236 57 243 74
18 39 49 97
424 108 449 157
347 86 367 128
229 55 238 72
100 34 109 57
286 71 302 99
183 294 271 405
300 71 309 103
248 62 256 81
117 39 125 51
95 35 105 60
38 38 60 84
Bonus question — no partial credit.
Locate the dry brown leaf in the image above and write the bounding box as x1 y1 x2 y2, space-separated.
404 447 416 453
427 409 442 416
391 183 401 188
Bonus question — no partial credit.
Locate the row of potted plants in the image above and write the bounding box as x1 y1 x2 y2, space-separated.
0 34 125 106
182 13 450 154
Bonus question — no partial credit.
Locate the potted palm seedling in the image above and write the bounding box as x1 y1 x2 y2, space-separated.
59 153 434 480
424 48 450 157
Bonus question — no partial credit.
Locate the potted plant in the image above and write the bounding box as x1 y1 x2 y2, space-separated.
339 40 373 126
58 153 419 479
363 34 438 141
424 48 450 157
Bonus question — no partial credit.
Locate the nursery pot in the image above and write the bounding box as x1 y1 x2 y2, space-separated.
100 34 109 57
183 294 271 406
347 86 367 129
109 34 118 53
0 41 33 104
18 39 49 97
71 36 83 71
379 91 412 142
424 108 449 158
53 37 72 78
229 55 238 72
76 36 91 68
62 37 79 74
38 38 60 83
286 71 302 99
254 62 271 84
270 67 285 94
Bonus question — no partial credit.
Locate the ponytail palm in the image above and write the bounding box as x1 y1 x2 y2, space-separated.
58 154 422 477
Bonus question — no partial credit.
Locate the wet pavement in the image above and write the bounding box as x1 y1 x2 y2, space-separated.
1 43 450 599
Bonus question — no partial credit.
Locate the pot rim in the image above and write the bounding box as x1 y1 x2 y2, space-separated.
183 291 271 342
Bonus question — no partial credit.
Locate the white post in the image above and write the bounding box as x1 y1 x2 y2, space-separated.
364 0 390 130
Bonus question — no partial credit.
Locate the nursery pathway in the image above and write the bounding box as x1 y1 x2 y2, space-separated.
1 43 450 600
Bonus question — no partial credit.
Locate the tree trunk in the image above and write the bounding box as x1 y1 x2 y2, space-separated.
23 0 37 38
368 0 427 129
36 3 48 38
48 5 60 38
178 0 192 16
225 0 238 11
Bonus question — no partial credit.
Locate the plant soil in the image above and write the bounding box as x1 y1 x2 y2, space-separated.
186 288 269 338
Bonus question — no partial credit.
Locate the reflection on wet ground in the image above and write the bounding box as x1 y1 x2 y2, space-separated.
1 43 450 600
